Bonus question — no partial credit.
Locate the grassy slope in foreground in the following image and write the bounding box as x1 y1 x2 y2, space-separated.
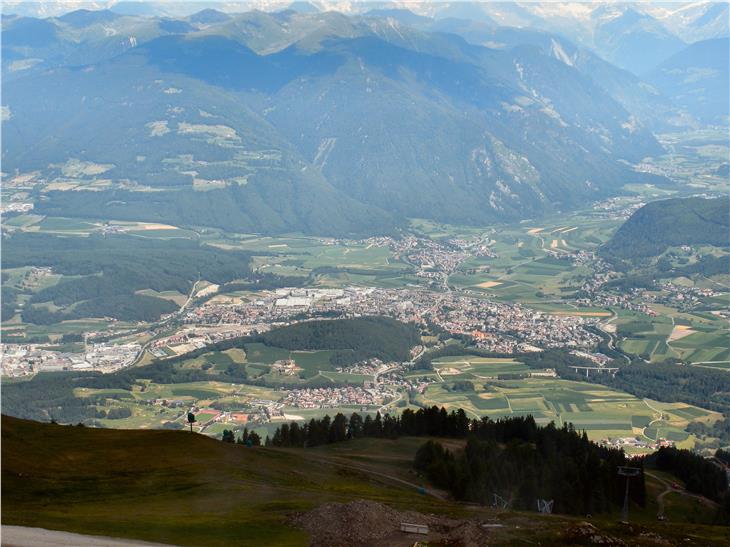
0 416 448 546
2 416 728 546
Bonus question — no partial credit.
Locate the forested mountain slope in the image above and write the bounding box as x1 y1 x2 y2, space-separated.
602 197 730 259
2 9 668 235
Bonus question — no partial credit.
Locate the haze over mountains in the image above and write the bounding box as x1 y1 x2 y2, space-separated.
2 2 728 236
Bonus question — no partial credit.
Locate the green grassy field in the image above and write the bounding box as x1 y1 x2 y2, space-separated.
3 417 728 546
243 343 342 380
432 355 531 378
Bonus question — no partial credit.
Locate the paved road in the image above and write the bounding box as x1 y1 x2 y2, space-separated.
1 526 176 547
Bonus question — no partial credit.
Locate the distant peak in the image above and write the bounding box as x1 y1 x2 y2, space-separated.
189 8 232 25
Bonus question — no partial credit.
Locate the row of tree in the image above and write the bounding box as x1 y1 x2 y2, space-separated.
266 406 473 447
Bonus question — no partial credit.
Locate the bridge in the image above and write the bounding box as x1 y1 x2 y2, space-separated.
568 365 619 378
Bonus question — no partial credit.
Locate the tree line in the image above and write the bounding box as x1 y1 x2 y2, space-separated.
221 427 261 446
266 406 472 447
265 407 640 516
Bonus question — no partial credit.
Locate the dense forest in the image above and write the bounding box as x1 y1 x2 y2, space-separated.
35 172 397 237
260 316 420 364
673 254 730 277
2 232 253 323
601 197 729 260
416 430 638 516
267 408 638 516
21 294 179 324
1 285 21 321
566 361 730 415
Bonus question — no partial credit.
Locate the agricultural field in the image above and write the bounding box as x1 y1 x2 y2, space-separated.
68 372 389 441
416 356 721 448
202 232 413 287
2 214 196 238
431 356 531 379
444 211 621 312
615 307 730 366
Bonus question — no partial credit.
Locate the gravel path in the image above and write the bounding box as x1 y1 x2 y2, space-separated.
1 526 176 547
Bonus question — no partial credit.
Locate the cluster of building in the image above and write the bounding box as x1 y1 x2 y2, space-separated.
149 327 253 359
281 386 386 409
379 369 433 393
591 197 645 220
15 267 55 291
1 342 141 377
0 201 33 215
558 251 656 315
390 236 475 287
576 291 655 316
600 436 675 451
335 358 385 376
653 282 720 311
271 359 300 375
633 159 681 179
570 350 613 366
182 286 601 354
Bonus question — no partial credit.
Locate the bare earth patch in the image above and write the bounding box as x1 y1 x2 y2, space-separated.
668 325 696 342
140 223 178 230
290 500 490 547
476 281 502 288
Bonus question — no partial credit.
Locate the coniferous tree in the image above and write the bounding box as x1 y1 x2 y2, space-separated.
348 413 363 438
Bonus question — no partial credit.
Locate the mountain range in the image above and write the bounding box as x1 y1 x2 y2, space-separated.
2 4 726 236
